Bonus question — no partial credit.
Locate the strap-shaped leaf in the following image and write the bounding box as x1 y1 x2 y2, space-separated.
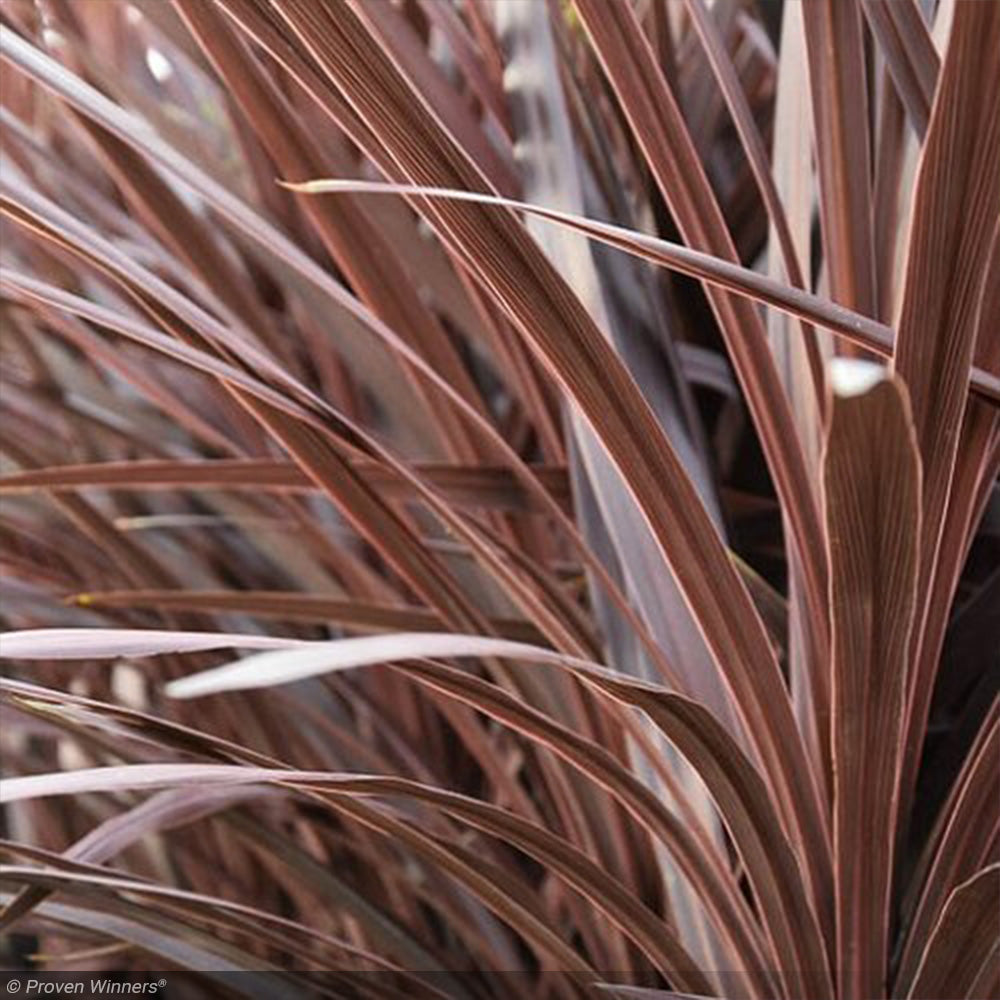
221 0 827 888
896 705 999 994
824 369 921 1000
894 0 1000 818
907 866 1000 1000
571 0 830 686
801 0 877 316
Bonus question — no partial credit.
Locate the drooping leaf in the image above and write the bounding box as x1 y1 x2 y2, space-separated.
159 631 830 1000
282 179 1000 406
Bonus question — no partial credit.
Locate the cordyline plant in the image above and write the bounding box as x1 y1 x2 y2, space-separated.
0 0 996 997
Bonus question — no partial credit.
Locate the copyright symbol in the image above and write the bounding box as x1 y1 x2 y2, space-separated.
6 979 21 993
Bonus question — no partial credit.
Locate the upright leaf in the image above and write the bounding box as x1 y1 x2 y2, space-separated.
824 366 921 1000
907 866 1000 1000
801 0 877 316
223 0 829 890
893 0 1000 810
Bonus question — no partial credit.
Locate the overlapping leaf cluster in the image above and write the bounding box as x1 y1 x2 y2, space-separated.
0 2 996 997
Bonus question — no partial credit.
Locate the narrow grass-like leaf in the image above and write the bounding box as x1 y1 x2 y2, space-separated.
906 866 1000 1000
861 0 939 138
572 0 830 718
257 0 832 898
284 179 1000 406
69 590 544 644
0 893 292 989
893 0 1000 819
159 632 831 1000
0 458 571 511
896 704 999 995
801 0 877 316
2 1 996 989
